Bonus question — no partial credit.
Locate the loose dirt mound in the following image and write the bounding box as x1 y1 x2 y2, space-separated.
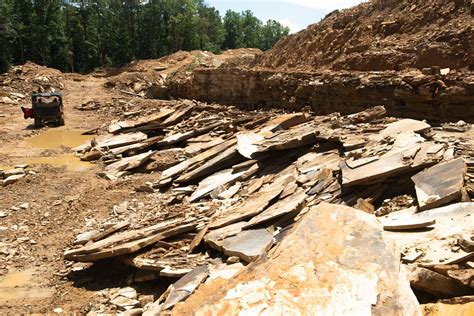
253 0 473 71
0 62 64 95
101 49 261 97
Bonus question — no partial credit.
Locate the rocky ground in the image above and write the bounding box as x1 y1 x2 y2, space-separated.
0 64 181 314
0 1 473 314
1 59 473 315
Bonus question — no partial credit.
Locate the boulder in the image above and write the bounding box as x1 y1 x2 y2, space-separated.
173 203 420 315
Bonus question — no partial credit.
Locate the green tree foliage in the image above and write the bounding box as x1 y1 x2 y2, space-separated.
261 19 290 51
0 0 14 73
222 9 242 49
1 0 291 73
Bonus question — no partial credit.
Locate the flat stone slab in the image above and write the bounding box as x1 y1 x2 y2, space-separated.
382 219 436 231
209 172 296 229
378 119 431 139
244 189 307 229
412 158 466 211
162 265 208 311
383 202 474 265
204 222 247 251
341 147 412 186
221 229 274 263
106 151 156 173
189 167 248 202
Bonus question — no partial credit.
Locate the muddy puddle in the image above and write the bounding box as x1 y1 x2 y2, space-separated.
0 269 53 303
26 129 92 149
29 154 93 172
25 130 93 171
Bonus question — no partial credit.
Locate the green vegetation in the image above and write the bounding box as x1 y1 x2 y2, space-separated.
0 0 290 73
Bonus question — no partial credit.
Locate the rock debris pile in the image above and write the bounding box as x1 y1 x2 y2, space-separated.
0 165 37 187
0 62 64 102
65 103 474 314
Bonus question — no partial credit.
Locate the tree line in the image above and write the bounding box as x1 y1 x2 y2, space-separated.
0 0 290 74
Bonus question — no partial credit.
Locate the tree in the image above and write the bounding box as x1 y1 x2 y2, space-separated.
260 19 290 51
196 2 224 52
167 0 200 52
0 0 14 73
10 0 34 66
240 10 262 48
0 0 291 74
222 10 242 49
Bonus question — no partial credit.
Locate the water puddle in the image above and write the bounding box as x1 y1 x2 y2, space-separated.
25 130 94 171
26 130 92 150
28 154 93 172
0 269 53 303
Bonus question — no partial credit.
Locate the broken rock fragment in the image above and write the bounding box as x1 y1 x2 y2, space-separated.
412 158 466 211
221 228 274 263
377 118 431 139
244 188 307 228
344 105 387 124
189 167 249 202
407 266 473 298
106 151 157 174
162 265 209 311
383 202 474 265
2 174 25 186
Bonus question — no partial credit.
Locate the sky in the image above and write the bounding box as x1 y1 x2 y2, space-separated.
206 0 365 33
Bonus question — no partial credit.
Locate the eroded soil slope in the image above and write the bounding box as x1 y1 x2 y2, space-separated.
253 0 473 71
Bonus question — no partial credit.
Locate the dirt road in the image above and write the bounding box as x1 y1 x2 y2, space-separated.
0 74 162 314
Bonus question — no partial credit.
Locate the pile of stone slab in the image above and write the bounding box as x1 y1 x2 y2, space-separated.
66 104 474 314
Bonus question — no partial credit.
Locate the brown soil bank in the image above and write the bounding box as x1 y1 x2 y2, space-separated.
252 0 473 71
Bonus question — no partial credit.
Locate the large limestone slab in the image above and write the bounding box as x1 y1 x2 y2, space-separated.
108 108 174 134
162 265 209 311
407 266 473 298
96 132 148 149
344 105 386 124
64 218 195 261
295 150 341 173
412 158 466 211
204 222 247 251
341 136 445 187
176 145 241 183
173 203 421 315
161 103 194 127
260 113 308 133
341 148 412 187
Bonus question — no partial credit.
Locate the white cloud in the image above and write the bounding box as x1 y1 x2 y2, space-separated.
283 0 365 10
271 17 303 33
